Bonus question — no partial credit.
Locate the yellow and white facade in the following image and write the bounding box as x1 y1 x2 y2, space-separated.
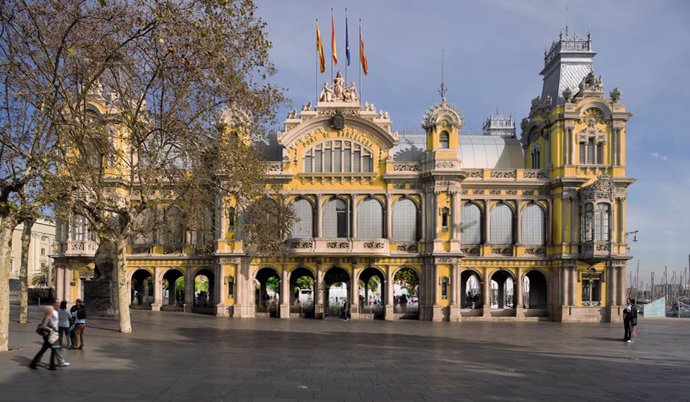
54 31 634 323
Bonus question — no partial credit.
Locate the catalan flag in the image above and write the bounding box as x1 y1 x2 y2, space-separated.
331 13 338 65
316 21 325 73
359 25 368 75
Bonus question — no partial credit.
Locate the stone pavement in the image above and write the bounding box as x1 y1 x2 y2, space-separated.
1 305 689 402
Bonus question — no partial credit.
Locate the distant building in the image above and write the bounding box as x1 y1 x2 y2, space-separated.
10 218 56 287
54 30 634 323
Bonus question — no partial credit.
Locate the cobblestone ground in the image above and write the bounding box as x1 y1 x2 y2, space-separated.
1 305 689 401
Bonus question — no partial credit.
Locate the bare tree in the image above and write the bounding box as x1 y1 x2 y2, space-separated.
2 0 285 336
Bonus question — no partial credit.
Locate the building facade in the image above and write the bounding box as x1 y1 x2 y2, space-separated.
10 218 56 287
54 31 634 323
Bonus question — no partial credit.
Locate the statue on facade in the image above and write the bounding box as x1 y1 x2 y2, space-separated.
333 72 345 99
318 73 359 103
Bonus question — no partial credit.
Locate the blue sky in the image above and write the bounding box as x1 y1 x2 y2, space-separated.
255 0 690 283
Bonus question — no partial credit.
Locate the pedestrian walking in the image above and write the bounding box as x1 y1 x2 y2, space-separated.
29 306 69 370
342 300 349 321
71 301 87 350
57 300 72 349
631 299 639 342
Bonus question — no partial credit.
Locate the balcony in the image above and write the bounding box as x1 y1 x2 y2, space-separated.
287 238 390 255
61 240 98 257
580 241 610 260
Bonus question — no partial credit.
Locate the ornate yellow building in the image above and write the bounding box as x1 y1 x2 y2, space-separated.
54 31 633 323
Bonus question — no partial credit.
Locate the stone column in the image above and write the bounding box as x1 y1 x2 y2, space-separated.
449 262 461 322
316 195 323 238
280 265 290 319
515 267 524 318
385 265 394 321
151 267 162 311
482 267 491 319
315 261 324 318
420 193 426 244
184 268 194 313
450 192 461 252
351 263 360 319
386 195 393 240
352 195 358 238
214 264 227 316
515 202 522 245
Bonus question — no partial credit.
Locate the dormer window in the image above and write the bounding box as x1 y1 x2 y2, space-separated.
440 130 450 148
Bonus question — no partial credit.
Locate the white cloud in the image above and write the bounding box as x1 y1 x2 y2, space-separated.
651 152 669 161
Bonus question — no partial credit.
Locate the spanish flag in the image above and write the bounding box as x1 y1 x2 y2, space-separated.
331 13 338 65
359 25 368 75
316 21 325 73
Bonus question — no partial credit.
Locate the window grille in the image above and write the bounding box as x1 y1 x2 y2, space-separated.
392 198 417 241
461 203 481 244
521 204 545 245
291 199 313 238
490 204 513 244
357 198 383 238
324 199 349 238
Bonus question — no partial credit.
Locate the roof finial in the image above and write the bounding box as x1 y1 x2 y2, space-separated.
565 2 569 37
438 49 447 102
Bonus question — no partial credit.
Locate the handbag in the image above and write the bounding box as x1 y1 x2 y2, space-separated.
35 324 50 338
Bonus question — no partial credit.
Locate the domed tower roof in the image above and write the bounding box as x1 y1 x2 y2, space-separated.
421 98 464 131
218 104 252 129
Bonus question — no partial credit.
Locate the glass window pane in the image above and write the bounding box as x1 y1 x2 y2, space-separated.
315 150 322 173
357 199 383 238
521 204 544 245
490 204 513 244
461 204 481 244
353 151 361 172
333 148 341 172
392 199 417 241
343 149 351 172
291 199 313 238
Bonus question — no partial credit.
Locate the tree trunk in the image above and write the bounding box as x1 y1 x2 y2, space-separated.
19 218 35 324
115 238 132 333
0 217 17 352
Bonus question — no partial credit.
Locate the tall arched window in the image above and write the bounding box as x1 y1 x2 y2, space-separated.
163 206 184 245
131 208 156 245
461 203 482 244
440 130 450 148
323 198 349 238
581 203 594 242
490 203 513 244
291 198 313 238
357 198 383 239
392 198 417 241
594 203 610 241
521 204 545 245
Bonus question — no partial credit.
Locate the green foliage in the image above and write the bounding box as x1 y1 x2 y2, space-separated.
195 276 209 293
394 268 419 296
267 276 280 294
295 276 313 290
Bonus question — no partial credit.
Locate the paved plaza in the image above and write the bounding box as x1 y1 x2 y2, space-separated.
1 305 689 401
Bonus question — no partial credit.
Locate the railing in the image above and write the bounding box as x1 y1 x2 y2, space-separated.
288 238 390 255
61 240 98 257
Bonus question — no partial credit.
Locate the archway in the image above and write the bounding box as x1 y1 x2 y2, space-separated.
461 270 482 309
324 267 350 318
393 267 419 318
130 269 153 309
359 267 385 319
290 267 315 318
193 268 215 313
490 270 514 309
255 267 280 318
162 269 185 311
524 270 547 309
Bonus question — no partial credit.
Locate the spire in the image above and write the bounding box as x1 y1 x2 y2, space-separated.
438 49 447 102
540 29 596 106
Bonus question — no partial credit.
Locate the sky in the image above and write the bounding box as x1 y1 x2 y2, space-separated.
254 0 690 284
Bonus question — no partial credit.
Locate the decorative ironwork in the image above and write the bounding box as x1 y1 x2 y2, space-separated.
461 246 480 256
490 170 516 179
363 241 385 249
393 163 420 172
327 241 349 249
396 244 418 252
525 247 545 256
290 241 313 249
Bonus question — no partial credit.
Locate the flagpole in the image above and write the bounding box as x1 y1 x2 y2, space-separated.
358 20 362 104
315 18 319 104
345 8 348 84
330 8 334 82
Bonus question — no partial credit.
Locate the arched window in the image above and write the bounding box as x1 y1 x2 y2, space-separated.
357 198 383 239
461 203 482 244
131 208 156 245
392 198 417 241
490 203 513 244
303 141 373 173
521 204 545 245
594 203 610 242
323 198 349 238
291 199 313 238
163 206 184 246
581 203 594 242
531 144 541 169
440 130 450 148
